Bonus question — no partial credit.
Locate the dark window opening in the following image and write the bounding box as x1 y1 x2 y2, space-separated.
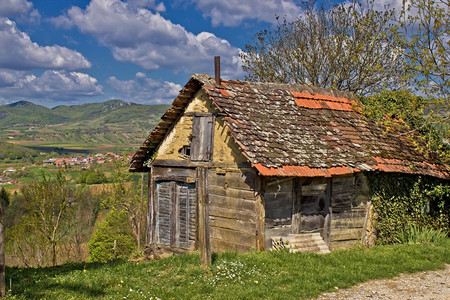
178 145 191 157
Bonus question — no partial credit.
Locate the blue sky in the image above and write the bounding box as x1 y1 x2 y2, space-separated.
0 0 401 107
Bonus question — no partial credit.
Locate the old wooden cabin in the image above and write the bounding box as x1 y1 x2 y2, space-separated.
129 73 448 255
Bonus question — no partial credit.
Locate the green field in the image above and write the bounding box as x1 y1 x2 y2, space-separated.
4 240 449 299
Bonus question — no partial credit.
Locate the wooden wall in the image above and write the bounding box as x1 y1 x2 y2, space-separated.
207 168 259 252
329 173 370 250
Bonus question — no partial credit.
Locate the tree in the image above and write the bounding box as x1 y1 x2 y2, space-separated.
87 209 136 263
240 0 404 95
394 0 449 140
18 172 85 266
361 90 449 163
101 161 146 252
396 0 449 99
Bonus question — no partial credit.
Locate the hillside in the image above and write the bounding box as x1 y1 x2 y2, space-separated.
0 101 69 127
0 100 170 155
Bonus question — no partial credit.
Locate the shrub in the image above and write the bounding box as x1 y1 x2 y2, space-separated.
88 209 136 263
369 173 449 244
396 224 447 245
77 169 107 185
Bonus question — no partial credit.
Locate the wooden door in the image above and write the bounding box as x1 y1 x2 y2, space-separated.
156 181 196 248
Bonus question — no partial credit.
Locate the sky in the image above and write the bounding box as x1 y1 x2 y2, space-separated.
0 0 403 107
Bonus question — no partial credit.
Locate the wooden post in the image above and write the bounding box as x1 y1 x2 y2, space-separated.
323 177 333 246
291 178 302 234
197 167 211 267
255 175 265 251
146 166 156 247
0 207 5 298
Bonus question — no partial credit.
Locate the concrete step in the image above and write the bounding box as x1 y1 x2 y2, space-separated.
271 232 330 254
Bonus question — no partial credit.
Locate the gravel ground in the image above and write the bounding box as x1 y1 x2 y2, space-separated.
312 264 449 299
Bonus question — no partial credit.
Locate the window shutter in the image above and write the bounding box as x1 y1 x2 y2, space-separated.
190 115 214 161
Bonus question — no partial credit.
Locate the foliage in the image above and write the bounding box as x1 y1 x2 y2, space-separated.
5 172 87 266
368 173 449 244
396 224 447 245
0 142 39 161
360 90 449 163
87 209 136 263
0 188 10 211
395 0 449 100
76 169 107 185
240 0 403 95
101 160 146 251
4 240 450 299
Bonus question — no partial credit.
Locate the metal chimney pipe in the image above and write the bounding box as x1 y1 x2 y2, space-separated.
214 56 220 85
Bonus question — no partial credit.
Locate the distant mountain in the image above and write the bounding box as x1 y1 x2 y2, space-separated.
0 100 170 128
0 101 69 127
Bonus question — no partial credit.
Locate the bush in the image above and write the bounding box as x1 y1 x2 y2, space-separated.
396 225 447 245
88 209 136 263
77 169 107 185
369 173 449 244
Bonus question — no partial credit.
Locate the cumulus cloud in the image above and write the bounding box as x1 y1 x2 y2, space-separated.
190 0 300 26
52 0 242 77
0 18 91 71
0 0 33 18
108 72 182 104
0 69 103 101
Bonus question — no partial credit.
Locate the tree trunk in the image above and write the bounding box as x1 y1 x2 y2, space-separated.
52 241 57 267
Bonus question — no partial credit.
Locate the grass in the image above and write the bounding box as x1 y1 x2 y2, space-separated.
5 239 449 299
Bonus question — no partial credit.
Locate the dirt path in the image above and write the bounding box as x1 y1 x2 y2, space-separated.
313 264 449 299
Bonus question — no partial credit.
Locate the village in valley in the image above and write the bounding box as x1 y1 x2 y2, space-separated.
0 152 133 185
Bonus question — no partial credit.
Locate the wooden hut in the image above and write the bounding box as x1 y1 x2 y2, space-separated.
130 74 448 254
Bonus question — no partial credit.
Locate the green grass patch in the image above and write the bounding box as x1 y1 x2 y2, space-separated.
5 239 449 299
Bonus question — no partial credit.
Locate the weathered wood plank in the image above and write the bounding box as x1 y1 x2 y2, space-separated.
331 228 362 241
208 185 256 200
209 171 256 191
208 194 255 211
331 218 365 228
210 237 253 253
152 159 189 167
209 227 255 248
209 216 255 233
209 205 256 223
255 175 265 251
197 167 211 266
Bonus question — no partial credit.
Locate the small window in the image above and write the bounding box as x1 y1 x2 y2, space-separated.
178 145 191 157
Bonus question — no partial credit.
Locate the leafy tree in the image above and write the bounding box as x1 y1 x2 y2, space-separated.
396 0 448 99
101 161 146 252
240 0 404 95
361 90 449 163
88 209 136 263
77 168 107 185
14 172 85 266
0 188 10 211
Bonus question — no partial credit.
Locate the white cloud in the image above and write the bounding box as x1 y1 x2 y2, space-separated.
190 0 301 26
0 69 103 101
0 0 33 17
108 72 182 104
52 0 242 77
0 18 91 71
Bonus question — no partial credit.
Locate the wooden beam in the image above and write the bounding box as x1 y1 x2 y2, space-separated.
197 167 211 267
147 166 157 247
255 175 265 251
291 178 302 234
323 177 332 246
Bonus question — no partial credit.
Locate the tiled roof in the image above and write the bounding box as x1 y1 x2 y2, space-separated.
130 74 449 179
